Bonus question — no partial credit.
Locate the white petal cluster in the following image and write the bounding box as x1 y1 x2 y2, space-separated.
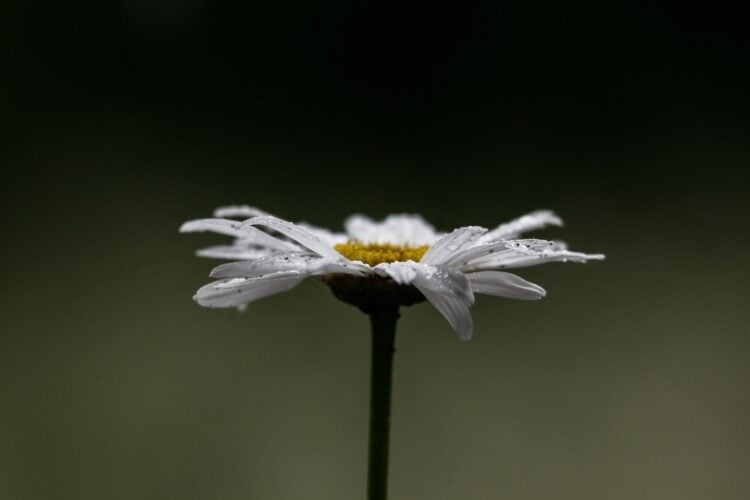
181 206 604 340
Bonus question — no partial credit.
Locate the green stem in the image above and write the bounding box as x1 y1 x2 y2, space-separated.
367 307 399 500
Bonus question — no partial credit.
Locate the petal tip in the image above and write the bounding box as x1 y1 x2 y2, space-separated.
457 330 473 341
179 221 196 233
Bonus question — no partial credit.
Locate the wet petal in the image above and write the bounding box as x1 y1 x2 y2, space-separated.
465 248 605 270
448 238 563 267
180 218 247 237
344 213 439 245
210 254 368 279
412 265 475 340
194 272 305 308
467 271 546 300
210 253 315 278
297 222 349 246
375 261 420 285
213 205 274 219
196 245 274 260
416 286 474 340
242 216 343 260
479 210 563 242
180 218 296 251
421 226 487 266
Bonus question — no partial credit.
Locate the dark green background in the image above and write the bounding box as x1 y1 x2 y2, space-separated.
2 2 748 499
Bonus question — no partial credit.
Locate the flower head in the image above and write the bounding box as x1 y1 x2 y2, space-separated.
181 206 604 340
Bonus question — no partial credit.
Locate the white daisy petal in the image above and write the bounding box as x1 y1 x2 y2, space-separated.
466 249 605 271
196 245 274 260
210 253 316 278
213 205 274 219
416 286 474 341
308 260 370 276
179 218 246 237
467 271 546 300
180 218 297 252
375 262 419 285
344 213 439 245
297 222 349 246
479 210 563 242
439 240 512 267
344 214 391 243
421 226 488 266
230 226 301 252
342 214 375 240
213 277 256 289
413 266 474 305
509 239 569 251
194 272 305 308
210 254 367 279
448 238 562 267
242 216 343 260
411 265 475 340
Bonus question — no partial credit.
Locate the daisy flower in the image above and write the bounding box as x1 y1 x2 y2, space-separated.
181 205 603 499
180 206 604 340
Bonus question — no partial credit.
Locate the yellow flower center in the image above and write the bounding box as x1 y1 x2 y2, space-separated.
334 241 429 266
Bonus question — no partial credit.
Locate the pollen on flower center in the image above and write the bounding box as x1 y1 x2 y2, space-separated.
334 241 429 266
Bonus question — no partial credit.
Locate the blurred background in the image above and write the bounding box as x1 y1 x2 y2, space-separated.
2 1 749 499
